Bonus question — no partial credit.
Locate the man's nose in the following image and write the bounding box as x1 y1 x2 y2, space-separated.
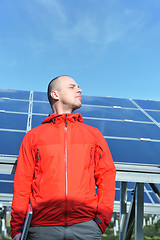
78 87 82 93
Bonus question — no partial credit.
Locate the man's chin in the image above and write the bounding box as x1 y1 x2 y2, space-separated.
72 104 82 112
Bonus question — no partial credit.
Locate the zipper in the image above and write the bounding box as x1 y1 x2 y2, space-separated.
90 147 94 161
64 114 68 225
36 148 40 161
89 147 94 188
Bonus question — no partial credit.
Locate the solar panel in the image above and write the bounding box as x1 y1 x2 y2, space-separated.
0 131 25 155
83 119 160 140
33 91 48 101
0 175 14 194
32 102 52 114
0 99 29 113
134 99 160 110
106 139 160 165
115 182 160 204
1 89 159 165
82 96 137 108
0 89 160 213
77 106 152 122
0 89 30 100
145 110 160 122
0 113 28 130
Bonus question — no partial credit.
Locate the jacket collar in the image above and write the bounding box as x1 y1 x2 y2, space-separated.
42 112 83 124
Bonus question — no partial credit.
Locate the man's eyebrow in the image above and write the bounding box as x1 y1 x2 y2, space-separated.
69 83 79 87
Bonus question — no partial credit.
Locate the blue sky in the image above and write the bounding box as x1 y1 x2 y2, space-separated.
0 0 160 100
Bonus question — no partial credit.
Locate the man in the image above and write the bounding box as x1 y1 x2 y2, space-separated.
11 75 116 240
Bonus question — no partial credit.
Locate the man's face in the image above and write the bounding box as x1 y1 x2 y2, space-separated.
56 76 82 113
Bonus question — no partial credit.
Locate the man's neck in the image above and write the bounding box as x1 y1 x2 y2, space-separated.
52 106 73 115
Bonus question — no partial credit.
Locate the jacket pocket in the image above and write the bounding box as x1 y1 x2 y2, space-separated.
88 147 96 194
32 148 42 196
94 145 103 167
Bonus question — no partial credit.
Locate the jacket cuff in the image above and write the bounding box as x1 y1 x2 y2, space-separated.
11 228 23 239
94 217 108 234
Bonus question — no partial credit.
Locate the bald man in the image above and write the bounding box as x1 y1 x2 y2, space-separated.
11 75 116 240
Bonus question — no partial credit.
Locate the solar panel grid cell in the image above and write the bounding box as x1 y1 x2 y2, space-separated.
106 139 160 165
146 110 160 122
0 99 29 113
0 89 30 100
84 119 160 140
32 114 47 128
134 99 160 111
33 91 48 101
0 113 28 130
77 106 152 122
32 102 52 114
0 181 14 194
82 96 137 108
0 131 25 155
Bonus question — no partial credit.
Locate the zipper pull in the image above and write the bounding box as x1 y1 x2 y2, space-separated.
37 149 40 160
91 147 93 159
65 114 68 127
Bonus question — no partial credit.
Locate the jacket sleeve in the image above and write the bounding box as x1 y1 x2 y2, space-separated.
10 132 35 238
94 129 116 233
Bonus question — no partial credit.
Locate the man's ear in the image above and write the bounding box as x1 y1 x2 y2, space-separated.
50 90 59 100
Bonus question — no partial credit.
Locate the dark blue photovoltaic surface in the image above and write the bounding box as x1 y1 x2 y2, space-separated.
0 89 30 100
0 131 25 155
33 91 48 101
77 106 151 122
115 190 120 201
115 182 160 204
0 175 14 194
32 102 52 114
83 119 160 140
32 114 47 128
82 96 136 108
106 139 160 165
144 193 153 203
0 99 29 113
0 113 28 130
0 182 14 193
134 99 160 110
146 110 160 122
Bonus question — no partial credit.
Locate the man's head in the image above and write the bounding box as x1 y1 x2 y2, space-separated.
48 75 82 114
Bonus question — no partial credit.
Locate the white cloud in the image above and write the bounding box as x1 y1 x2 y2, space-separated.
21 0 160 56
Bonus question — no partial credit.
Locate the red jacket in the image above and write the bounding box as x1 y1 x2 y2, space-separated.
10 113 116 238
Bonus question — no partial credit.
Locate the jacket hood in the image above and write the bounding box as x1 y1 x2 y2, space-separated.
42 112 83 124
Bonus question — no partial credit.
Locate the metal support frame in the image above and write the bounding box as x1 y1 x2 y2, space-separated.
0 205 7 238
119 182 127 240
135 183 144 240
119 182 145 240
26 91 33 132
0 158 160 239
119 183 135 240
